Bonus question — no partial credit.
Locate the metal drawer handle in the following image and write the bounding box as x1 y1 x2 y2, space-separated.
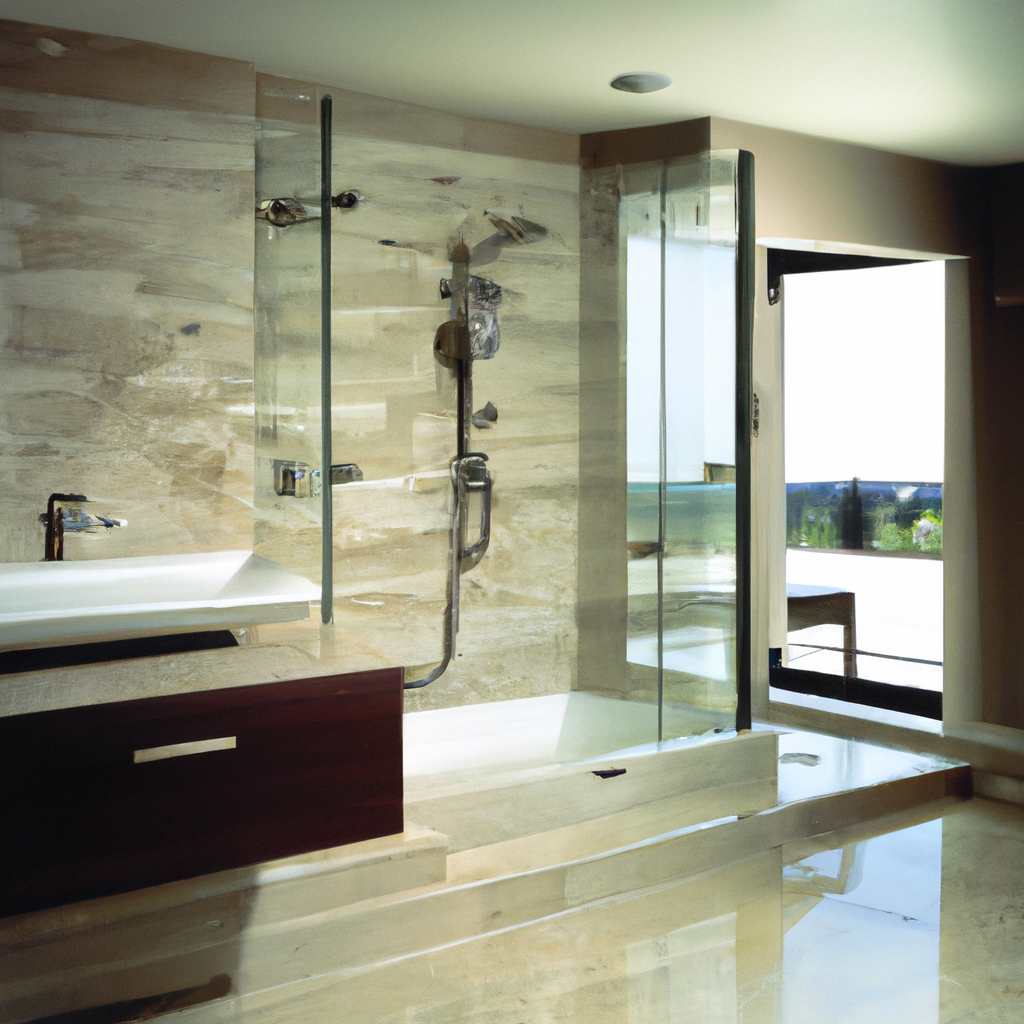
134 736 236 763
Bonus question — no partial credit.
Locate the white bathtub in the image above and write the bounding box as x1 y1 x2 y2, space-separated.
0 551 320 649
403 691 732 783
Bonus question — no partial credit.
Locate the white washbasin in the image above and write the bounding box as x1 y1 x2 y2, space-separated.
0 551 320 649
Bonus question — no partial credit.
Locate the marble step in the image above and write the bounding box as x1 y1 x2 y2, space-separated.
405 728 780 854
0 732 775 1023
0 729 772 1023
0 825 448 1024
176 764 976 1024
198 847 787 1024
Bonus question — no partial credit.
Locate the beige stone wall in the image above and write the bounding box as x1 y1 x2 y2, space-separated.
709 117 969 257
0 21 256 564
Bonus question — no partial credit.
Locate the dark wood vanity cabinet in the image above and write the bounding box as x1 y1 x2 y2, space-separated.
0 668 404 917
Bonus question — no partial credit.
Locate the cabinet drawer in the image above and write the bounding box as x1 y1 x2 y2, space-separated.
0 668 404 917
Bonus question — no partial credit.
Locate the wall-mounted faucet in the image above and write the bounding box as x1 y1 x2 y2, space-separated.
273 460 316 498
39 493 125 561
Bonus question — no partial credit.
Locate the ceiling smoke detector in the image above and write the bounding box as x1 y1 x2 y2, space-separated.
610 73 672 94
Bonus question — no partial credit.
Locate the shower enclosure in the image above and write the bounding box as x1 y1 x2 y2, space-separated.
253 81 753 761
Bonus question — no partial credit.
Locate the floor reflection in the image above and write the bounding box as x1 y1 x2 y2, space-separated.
163 798 1024 1024
212 850 784 1024
783 800 1024 1024
771 727 957 804
783 819 942 1023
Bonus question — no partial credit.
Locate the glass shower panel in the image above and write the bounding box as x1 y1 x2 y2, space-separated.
324 129 584 695
254 93 324 588
325 133 466 671
661 154 739 735
624 164 667 711
257 85 639 775
624 153 743 739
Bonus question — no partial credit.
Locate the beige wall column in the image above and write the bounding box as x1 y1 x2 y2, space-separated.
577 164 629 696
943 257 982 727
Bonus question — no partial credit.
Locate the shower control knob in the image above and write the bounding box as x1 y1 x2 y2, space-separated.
439 279 452 300
332 190 362 209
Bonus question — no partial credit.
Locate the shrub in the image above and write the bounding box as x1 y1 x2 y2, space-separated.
875 522 914 551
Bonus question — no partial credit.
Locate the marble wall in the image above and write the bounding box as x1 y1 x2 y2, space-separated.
0 21 256 564
0 17 697 724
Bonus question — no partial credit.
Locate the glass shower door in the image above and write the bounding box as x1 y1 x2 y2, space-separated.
254 89 325 592
253 93 461 673
624 151 753 738
324 133 492 676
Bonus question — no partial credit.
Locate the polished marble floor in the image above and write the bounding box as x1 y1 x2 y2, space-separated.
783 797 1024 1024
771 726 959 803
169 797 1024 1024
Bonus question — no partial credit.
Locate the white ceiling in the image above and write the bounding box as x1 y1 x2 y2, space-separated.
3 0 1023 166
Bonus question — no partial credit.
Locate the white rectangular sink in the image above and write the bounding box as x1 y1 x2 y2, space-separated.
0 551 320 649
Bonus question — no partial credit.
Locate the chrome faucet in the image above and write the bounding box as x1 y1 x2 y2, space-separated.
39 493 125 561
273 460 364 497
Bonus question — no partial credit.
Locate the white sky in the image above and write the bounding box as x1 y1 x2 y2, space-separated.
784 261 945 483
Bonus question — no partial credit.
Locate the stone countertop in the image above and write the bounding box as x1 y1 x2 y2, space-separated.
0 618 384 719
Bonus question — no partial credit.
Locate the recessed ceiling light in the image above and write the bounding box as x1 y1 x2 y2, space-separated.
610 73 671 94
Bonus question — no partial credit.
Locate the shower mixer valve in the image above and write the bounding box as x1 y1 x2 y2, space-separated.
456 453 492 574
255 190 363 228
273 459 363 497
